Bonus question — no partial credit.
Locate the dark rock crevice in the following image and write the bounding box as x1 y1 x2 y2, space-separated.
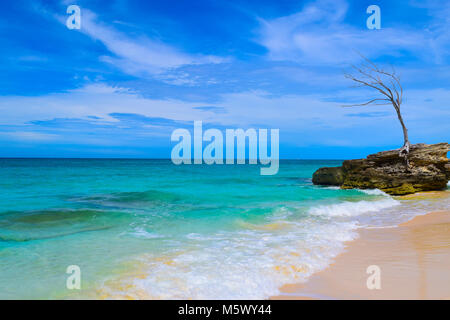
312 143 450 195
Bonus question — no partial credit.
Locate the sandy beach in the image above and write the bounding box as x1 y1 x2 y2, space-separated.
272 193 450 300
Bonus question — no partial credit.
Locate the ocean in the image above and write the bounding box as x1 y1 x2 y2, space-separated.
0 159 448 299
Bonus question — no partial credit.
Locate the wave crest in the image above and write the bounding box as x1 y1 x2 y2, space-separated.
308 198 400 217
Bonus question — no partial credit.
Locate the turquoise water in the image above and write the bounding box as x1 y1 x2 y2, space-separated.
0 159 447 299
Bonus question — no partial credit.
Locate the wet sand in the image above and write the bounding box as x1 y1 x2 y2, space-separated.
272 208 450 300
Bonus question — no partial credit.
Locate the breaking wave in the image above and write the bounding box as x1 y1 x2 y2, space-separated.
308 198 400 217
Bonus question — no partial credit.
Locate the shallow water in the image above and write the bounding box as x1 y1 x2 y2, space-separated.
0 159 447 299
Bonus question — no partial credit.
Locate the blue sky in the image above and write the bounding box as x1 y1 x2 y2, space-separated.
0 0 449 158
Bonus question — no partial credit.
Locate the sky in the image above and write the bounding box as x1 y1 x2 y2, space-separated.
0 0 449 159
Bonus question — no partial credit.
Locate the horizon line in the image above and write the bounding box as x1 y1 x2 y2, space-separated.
0 157 347 161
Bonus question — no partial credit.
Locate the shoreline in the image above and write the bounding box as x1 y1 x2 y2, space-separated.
272 191 450 300
71 190 450 300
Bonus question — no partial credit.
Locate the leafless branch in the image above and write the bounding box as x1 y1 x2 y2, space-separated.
341 98 391 107
343 55 410 160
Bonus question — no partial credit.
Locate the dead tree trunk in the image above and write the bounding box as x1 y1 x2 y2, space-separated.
394 102 410 167
343 56 411 168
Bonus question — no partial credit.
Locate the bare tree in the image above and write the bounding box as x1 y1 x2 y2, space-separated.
343 56 411 166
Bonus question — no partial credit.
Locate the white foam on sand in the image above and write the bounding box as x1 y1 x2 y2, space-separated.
102 210 360 299
100 191 448 299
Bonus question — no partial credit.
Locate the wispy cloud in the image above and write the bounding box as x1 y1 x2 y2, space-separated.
345 111 390 118
409 0 450 64
193 106 227 114
0 82 448 148
58 9 227 77
108 113 190 128
256 0 446 65
0 131 59 142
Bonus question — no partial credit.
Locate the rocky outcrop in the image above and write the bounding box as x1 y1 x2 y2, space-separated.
312 166 345 185
312 143 450 195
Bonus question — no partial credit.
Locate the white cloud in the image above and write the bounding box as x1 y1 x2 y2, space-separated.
256 0 444 65
59 9 227 76
0 131 59 142
410 0 450 64
0 83 448 146
0 84 204 125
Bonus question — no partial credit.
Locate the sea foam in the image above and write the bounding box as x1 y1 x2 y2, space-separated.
359 188 388 196
101 215 359 299
308 198 400 217
101 193 404 299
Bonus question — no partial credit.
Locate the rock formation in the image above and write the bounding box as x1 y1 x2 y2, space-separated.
312 143 450 195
